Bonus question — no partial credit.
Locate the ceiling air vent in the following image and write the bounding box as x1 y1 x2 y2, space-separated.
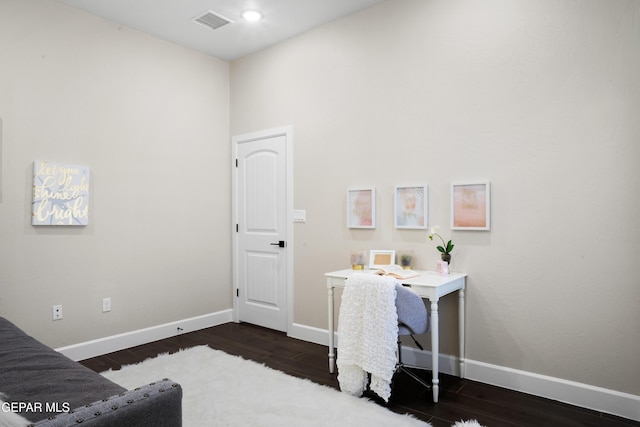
192 10 233 31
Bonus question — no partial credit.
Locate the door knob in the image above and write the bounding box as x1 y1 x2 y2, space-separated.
270 240 286 248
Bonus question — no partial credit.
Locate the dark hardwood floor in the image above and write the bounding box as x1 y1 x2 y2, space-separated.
80 322 638 427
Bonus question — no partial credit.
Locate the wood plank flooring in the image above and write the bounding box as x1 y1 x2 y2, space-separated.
79 322 639 427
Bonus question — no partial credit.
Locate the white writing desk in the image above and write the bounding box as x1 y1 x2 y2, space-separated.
325 268 467 403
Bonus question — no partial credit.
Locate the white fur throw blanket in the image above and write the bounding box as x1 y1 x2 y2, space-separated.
337 273 399 402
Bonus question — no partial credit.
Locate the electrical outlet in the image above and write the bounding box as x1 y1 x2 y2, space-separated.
52 305 63 321
102 297 111 313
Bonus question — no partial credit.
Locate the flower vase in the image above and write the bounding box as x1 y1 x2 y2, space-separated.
441 253 451 267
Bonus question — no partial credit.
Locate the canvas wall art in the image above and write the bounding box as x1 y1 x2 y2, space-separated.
32 161 90 226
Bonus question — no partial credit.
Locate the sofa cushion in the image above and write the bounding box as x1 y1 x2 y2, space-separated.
0 317 126 423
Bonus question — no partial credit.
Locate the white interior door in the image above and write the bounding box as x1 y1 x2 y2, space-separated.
233 127 292 332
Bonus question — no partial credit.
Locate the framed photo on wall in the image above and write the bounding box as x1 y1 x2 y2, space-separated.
451 181 491 230
347 187 375 228
394 185 428 229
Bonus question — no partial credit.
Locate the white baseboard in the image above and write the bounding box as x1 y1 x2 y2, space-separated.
56 310 233 361
289 323 640 422
399 345 460 376
288 322 330 346
465 359 640 422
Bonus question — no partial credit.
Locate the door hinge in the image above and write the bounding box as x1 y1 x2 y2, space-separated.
235 159 238 167
236 289 239 297
236 224 239 232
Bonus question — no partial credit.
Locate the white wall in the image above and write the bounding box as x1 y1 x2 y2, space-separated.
0 0 231 347
231 0 640 397
1 0 638 406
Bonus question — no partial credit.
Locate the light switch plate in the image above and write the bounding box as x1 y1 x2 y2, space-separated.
292 210 306 223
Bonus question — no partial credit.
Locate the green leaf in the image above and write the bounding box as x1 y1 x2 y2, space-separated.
436 246 445 253
446 241 454 252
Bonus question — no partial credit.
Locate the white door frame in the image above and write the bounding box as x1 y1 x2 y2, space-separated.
232 125 294 333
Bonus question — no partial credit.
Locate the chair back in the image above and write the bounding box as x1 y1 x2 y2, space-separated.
395 283 428 335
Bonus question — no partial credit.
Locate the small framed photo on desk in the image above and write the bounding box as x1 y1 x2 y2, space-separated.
369 250 395 269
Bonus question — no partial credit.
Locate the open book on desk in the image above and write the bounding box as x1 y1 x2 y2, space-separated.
372 264 420 280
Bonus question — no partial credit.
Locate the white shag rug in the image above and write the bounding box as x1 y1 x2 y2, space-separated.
101 345 485 427
101 345 429 427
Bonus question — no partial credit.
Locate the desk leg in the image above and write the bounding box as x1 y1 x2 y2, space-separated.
431 299 440 403
328 286 335 374
459 287 465 378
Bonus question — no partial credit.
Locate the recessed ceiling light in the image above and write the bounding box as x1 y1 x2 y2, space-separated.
242 10 263 22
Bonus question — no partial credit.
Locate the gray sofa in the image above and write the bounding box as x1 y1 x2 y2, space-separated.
0 316 182 426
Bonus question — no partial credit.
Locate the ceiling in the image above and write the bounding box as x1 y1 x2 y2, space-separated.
54 0 386 61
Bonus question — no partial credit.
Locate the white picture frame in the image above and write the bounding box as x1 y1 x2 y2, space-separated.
369 250 396 269
394 185 428 229
347 187 375 229
451 181 491 230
